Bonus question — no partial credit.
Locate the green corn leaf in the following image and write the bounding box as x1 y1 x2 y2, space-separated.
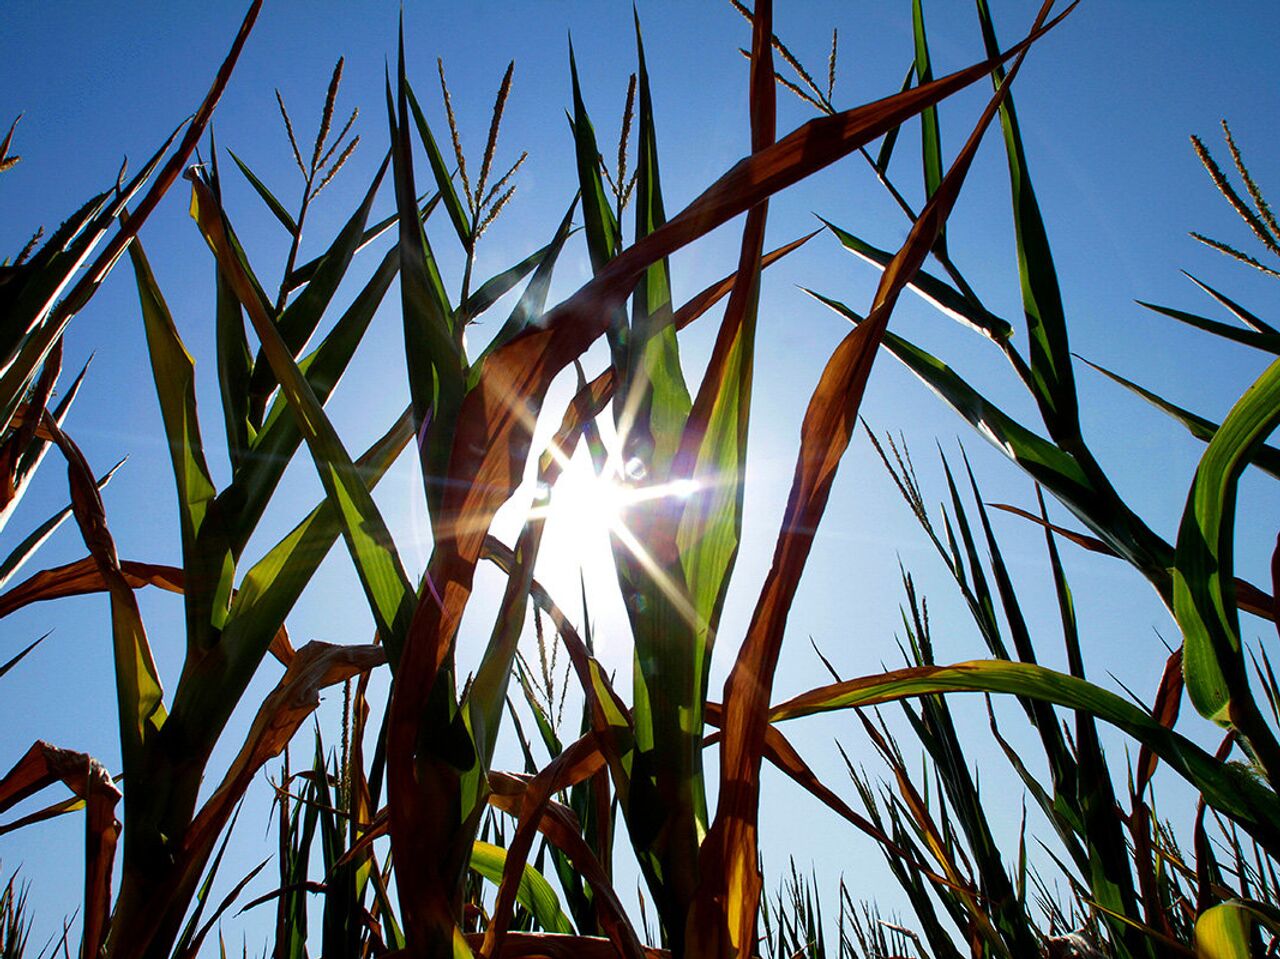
1082 357 1280 480
1138 299 1280 355
231 242 401 553
471 197 579 378
874 63 915 173
246 154 391 425
623 12 691 478
406 82 473 249
567 40 620 275
192 167 277 340
566 36 627 380
976 0 1079 442
1039 493 1148 959
130 236 233 651
893 583 1040 956
190 175 416 665
228 150 298 236
807 290 1090 494
0 632 46 679
816 290 1174 579
461 223 575 326
1183 271 1277 335
390 59 465 522
283 189 440 293
770 659 1280 853
912 0 944 204
208 142 257 474
470 842 573 935
514 661 564 761
1175 355 1280 726
171 803 252 959
221 405 412 697
959 453 1076 790
820 220 1013 341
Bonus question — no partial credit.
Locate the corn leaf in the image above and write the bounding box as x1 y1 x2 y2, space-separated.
567 41 621 274
471 196 579 375
390 48 465 521
0 633 45 679
130 236 232 651
912 0 943 203
461 225 574 327
620 11 691 477
469 842 573 935
283 189 441 293
1183 271 1276 335
771 659 1280 851
0 0 262 432
691 10 1063 952
220 405 412 693
406 82 472 249
208 144 257 473
190 176 416 664
228 150 298 236
46 421 166 778
1138 298 1280 355
1175 355 1280 736
0 457 122 591
386 12 1074 948
233 241 401 550
1082 356 1280 480
245 153 391 424
820 219 1013 341
0 742 120 959
976 0 1079 441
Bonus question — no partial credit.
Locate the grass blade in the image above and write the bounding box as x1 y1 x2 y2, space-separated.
820 219 1013 341
1082 356 1280 480
228 149 299 235
406 82 472 249
1174 354 1280 776
976 0 1080 442
771 659 1280 852
695 3 1057 951
190 175 416 664
130 236 231 652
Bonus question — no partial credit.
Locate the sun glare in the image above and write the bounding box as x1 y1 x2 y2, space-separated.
528 453 702 574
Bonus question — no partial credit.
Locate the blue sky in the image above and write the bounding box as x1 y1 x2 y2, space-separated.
2 0 1279 952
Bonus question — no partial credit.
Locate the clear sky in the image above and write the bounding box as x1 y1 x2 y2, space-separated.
2 0 1279 953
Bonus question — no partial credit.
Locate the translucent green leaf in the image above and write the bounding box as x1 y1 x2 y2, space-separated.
976 0 1079 442
190 176 415 665
770 659 1280 850
129 236 232 650
406 83 472 249
1175 355 1280 725
821 220 1013 341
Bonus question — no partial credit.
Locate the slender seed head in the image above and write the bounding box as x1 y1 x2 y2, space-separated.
476 61 515 214
312 56 345 174
275 89 306 176
438 57 473 211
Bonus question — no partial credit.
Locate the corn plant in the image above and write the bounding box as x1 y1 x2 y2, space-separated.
2 2 1081 956
781 0 1280 951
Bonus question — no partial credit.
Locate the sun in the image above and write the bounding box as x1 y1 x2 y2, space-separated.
527 450 701 583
